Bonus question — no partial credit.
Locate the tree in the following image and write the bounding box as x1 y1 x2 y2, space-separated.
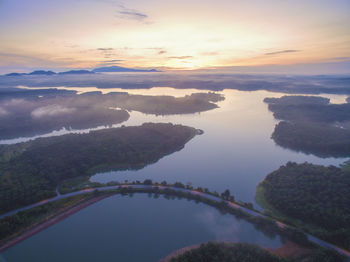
143 179 153 185
221 189 231 200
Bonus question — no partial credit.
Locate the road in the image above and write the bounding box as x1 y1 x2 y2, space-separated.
0 184 349 258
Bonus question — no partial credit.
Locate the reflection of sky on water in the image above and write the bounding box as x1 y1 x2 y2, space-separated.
195 209 280 246
2 194 281 262
89 89 347 205
1 87 348 205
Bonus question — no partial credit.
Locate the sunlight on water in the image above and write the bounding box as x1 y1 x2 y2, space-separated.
1 88 347 204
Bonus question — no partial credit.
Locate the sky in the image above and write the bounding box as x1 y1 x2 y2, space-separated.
0 0 350 73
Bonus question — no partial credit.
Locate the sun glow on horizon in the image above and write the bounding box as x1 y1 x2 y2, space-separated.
0 0 349 73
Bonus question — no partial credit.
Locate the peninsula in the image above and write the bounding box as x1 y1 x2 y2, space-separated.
0 123 199 214
256 161 350 251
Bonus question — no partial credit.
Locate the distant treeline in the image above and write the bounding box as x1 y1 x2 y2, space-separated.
0 123 198 214
258 162 350 251
264 95 350 157
1 74 350 94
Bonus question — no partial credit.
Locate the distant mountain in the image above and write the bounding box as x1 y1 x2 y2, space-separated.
58 70 94 75
5 72 27 76
92 66 159 73
4 67 158 76
4 69 93 76
28 70 56 75
5 71 56 76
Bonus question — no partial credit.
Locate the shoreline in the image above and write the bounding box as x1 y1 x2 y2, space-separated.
0 194 111 253
159 241 308 262
1 184 349 258
159 244 201 262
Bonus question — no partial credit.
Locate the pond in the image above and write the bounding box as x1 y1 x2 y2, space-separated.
2 194 282 262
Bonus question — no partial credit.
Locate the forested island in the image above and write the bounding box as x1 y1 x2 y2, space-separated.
264 95 350 157
257 162 350 251
0 123 199 214
0 89 223 139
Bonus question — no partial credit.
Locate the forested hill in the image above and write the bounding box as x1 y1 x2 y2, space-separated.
258 162 350 250
0 123 199 214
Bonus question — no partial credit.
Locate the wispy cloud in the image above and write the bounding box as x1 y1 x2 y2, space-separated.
116 4 148 22
168 56 193 59
265 50 300 55
95 48 116 58
104 59 123 62
327 57 350 62
97 48 114 51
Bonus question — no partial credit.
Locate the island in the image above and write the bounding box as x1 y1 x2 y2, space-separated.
0 123 199 214
0 90 224 139
256 161 350 251
264 95 350 157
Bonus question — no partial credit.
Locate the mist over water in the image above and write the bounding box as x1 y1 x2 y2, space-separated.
1 84 348 261
89 89 347 205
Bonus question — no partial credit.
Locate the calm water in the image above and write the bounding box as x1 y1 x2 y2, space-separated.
89 89 347 205
2 194 282 262
1 87 347 261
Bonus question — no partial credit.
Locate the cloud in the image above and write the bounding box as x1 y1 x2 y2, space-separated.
0 107 9 117
158 50 167 55
168 56 193 59
116 4 148 21
31 105 76 119
326 57 350 62
97 48 114 51
104 59 123 62
195 210 240 241
265 50 300 55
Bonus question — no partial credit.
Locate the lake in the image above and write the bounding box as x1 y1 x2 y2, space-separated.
2 194 282 262
89 88 346 205
0 86 347 261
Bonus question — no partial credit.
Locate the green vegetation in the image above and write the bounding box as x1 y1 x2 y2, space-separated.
272 121 350 157
166 242 344 262
258 162 350 250
1 181 315 253
264 96 350 123
112 92 224 115
58 176 102 194
0 123 198 214
0 193 95 247
264 95 350 157
168 242 281 262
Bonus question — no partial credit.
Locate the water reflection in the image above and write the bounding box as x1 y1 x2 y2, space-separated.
89 90 347 205
0 88 347 206
2 194 282 262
